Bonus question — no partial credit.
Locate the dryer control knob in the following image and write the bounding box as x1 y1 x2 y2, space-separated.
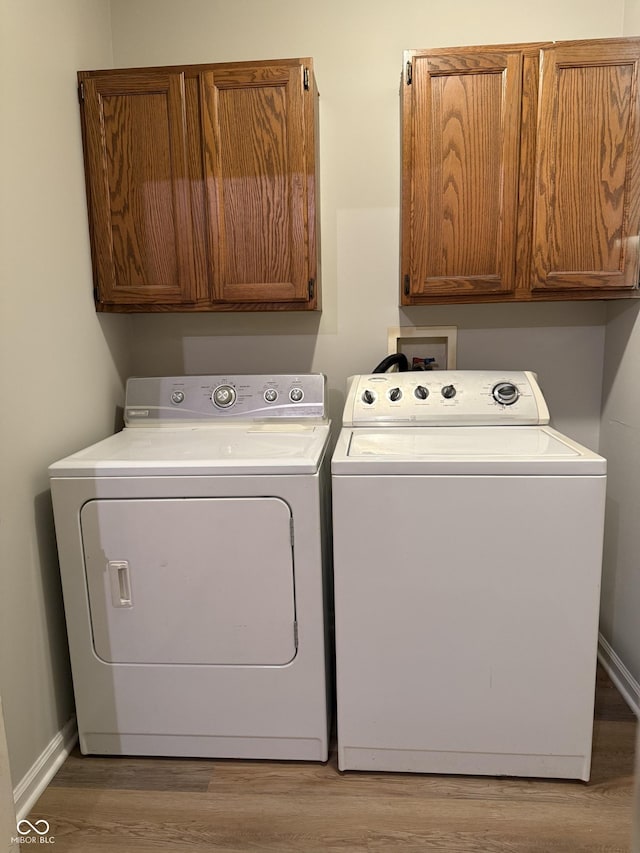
388 387 402 402
492 382 519 406
171 390 185 405
441 384 457 399
362 390 375 405
212 384 236 408
414 385 429 400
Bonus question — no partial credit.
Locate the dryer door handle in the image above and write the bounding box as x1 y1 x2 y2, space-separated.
108 561 133 608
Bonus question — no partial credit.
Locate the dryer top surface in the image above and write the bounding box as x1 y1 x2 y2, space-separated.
49 423 331 477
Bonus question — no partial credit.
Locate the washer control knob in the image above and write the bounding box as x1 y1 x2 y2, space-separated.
171 390 185 405
289 387 304 403
493 381 520 406
264 389 278 403
414 385 429 400
362 389 375 405
212 384 236 408
441 384 457 399
389 387 402 402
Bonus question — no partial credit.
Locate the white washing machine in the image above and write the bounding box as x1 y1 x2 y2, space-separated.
49 374 331 760
332 370 606 780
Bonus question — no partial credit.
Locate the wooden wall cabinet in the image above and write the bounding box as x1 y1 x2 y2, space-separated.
401 38 640 305
78 58 319 312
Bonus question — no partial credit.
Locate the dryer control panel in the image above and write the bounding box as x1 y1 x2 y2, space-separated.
343 371 549 426
125 374 326 424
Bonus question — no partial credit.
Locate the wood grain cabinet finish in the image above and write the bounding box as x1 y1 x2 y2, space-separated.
78 58 319 312
532 40 640 294
401 47 525 300
80 71 196 306
401 37 640 305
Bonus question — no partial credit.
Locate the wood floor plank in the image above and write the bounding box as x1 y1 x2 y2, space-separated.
49 751 216 792
29 777 635 853
595 669 637 722
366 829 630 853
25 668 637 853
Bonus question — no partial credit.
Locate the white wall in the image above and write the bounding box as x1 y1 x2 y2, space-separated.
0 0 129 795
0 700 17 852
625 0 640 31
110 0 618 450
597 0 640 698
601 301 640 690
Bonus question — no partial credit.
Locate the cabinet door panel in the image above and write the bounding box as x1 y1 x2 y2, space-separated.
82 71 195 305
201 64 312 303
533 42 640 291
402 50 523 300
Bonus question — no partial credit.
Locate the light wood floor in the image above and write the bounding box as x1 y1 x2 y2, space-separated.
29 667 637 852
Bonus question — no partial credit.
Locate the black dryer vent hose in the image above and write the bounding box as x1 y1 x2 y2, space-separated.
371 353 409 373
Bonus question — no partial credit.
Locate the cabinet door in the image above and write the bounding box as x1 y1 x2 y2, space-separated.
80 71 195 305
401 49 523 302
200 62 316 305
532 40 640 293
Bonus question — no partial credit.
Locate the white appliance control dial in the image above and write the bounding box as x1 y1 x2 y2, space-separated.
289 388 304 402
388 388 402 402
492 381 519 406
264 389 278 403
441 384 457 399
362 390 376 405
171 391 185 405
212 384 237 408
415 385 429 400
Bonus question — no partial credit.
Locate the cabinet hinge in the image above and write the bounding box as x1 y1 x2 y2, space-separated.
303 67 310 91
308 278 315 300
78 81 85 103
403 274 410 296
406 61 413 85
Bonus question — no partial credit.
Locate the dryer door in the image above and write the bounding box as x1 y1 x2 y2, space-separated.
81 497 297 665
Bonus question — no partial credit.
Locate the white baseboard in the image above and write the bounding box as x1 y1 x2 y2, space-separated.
13 716 77 820
598 633 640 718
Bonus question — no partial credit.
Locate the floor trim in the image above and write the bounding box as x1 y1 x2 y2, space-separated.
13 716 77 820
598 633 640 718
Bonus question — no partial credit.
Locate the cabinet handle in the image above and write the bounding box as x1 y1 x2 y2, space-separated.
403 274 410 296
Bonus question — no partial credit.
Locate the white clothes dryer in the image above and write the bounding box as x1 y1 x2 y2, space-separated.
331 370 606 780
49 374 331 760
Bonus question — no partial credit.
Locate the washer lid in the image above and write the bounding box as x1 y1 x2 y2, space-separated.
49 423 331 477
331 426 606 476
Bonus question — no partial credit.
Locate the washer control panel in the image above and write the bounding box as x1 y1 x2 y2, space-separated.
343 371 549 426
125 374 326 424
